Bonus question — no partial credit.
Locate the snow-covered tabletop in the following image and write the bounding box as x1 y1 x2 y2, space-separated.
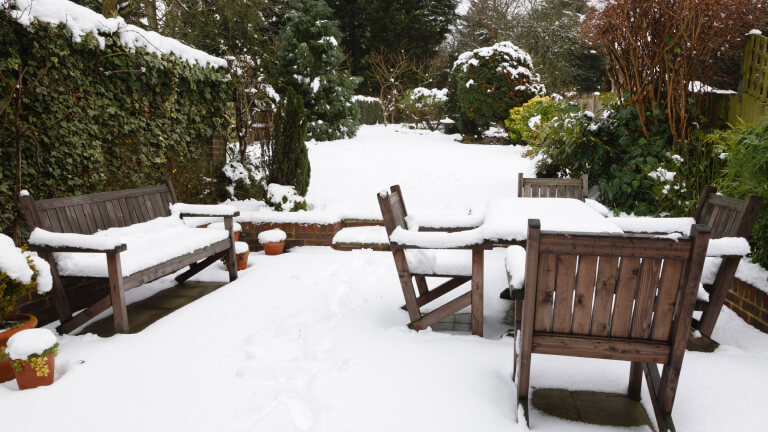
481 198 623 243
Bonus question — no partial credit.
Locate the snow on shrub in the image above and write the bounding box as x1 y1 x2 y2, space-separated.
505 96 578 146
450 41 545 135
266 184 307 212
399 88 448 131
0 234 52 319
258 229 287 244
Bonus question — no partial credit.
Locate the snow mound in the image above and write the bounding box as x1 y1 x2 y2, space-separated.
258 229 287 244
7 328 57 360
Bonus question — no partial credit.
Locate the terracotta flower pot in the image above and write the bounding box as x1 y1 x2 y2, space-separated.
13 352 55 390
236 251 249 270
0 314 37 383
263 241 285 256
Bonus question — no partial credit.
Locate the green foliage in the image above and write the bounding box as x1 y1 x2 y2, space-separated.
0 14 231 240
712 121 768 268
327 0 457 94
11 343 58 376
535 103 674 215
505 96 577 145
353 97 384 125
398 88 447 131
0 246 38 319
275 0 359 141
266 88 311 196
449 42 545 135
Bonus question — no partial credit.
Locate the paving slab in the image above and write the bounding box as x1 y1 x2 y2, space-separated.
79 282 225 337
532 388 653 428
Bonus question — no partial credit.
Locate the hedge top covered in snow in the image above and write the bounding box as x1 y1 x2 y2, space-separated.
2 0 226 68
453 41 534 76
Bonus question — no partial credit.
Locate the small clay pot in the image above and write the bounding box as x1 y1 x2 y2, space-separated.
263 241 285 256
0 314 38 383
233 230 241 242
13 352 55 390
236 250 249 271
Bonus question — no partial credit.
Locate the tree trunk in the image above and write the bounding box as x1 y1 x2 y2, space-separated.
102 0 119 18
143 0 158 31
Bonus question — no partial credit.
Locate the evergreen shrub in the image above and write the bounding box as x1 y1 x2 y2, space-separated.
505 95 577 145
352 96 384 125
266 88 311 196
0 12 231 240
399 88 448 131
449 41 545 136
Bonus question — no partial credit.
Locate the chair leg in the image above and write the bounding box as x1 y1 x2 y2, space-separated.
697 257 739 339
643 362 677 432
628 361 643 401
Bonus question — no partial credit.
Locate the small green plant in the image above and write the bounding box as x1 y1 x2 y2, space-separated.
399 88 448 131
11 343 58 377
505 95 578 146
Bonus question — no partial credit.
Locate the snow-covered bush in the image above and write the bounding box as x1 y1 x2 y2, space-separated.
266 184 307 212
222 141 266 201
7 328 58 377
505 95 577 146
0 234 52 319
265 88 311 197
449 41 545 136
352 96 384 125
399 88 448 131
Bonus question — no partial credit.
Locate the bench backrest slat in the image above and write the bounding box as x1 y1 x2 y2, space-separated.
21 183 176 234
693 185 763 239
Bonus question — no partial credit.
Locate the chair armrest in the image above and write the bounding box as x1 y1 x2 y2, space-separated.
413 214 484 232
607 216 695 234
389 227 492 250
171 203 240 218
29 228 127 253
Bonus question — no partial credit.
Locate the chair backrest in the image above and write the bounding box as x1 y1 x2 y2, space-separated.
518 173 588 201
20 180 178 234
693 185 763 239
377 185 409 236
523 219 710 358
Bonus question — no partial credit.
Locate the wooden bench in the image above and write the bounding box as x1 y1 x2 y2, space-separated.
515 220 710 431
20 180 239 334
518 173 588 201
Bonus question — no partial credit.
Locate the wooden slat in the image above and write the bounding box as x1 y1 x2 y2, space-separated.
151 193 167 217
611 257 641 338
122 197 139 225
110 199 127 226
79 204 98 233
55 207 73 232
531 333 671 363
556 184 566 199
92 202 108 230
71 204 89 233
123 239 230 289
410 292 472 330
630 258 663 339
471 248 484 336
572 255 598 335
539 233 693 259
39 209 56 231
117 198 135 225
650 260 684 341
102 200 118 226
552 254 577 333
34 184 170 210
590 256 618 336
142 195 157 219
415 277 469 307
534 254 556 332
158 192 172 216
131 196 150 222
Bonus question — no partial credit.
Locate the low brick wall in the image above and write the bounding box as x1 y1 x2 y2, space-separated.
725 278 768 333
239 221 343 250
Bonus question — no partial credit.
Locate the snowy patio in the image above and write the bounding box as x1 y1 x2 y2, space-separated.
2 126 768 431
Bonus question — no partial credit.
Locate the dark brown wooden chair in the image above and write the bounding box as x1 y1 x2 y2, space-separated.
515 219 710 431
377 185 490 336
692 186 763 339
518 173 588 201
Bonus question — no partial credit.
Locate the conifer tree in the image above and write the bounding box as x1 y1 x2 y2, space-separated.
267 88 311 196
276 0 359 141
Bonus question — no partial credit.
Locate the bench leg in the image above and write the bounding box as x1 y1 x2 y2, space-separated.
106 251 129 334
471 248 484 337
224 216 238 282
628 361 643 401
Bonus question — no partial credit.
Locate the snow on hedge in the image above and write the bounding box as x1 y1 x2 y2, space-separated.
453 41 545 95
7 328 57 360
3 0 226 68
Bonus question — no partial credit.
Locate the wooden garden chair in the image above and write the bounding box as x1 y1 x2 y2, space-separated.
515 219 710 431
517 173 588 201
610 185 762 341
377 185 491 336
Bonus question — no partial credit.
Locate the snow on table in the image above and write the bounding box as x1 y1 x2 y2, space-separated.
482 198 623 242
607 216 697 234
52 216 228 277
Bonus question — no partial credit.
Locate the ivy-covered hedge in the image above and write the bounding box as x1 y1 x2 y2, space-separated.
0 13 232 240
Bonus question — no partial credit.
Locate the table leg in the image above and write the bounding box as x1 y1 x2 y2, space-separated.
472 248 484 337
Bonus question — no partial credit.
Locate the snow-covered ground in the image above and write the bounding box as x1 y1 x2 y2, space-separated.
3 125 768 431
305 125 536 219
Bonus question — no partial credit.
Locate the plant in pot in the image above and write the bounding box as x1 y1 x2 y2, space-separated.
7 328 58 390
221 241 251 271
258 228 287 255
0 234 53 383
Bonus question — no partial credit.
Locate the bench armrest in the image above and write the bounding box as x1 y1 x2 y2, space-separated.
29 228 127 253
171 203 240 218
389 227 492 250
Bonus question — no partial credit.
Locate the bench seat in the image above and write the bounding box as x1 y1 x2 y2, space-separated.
54 216 229 278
